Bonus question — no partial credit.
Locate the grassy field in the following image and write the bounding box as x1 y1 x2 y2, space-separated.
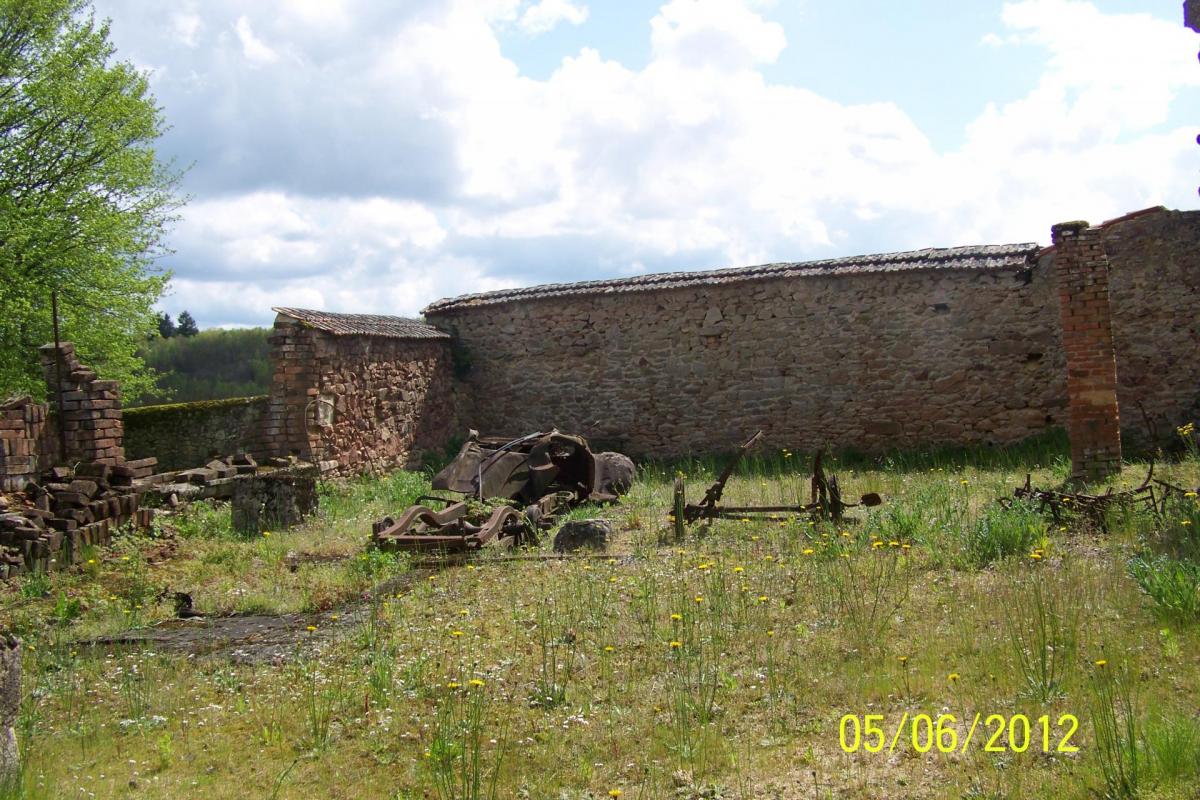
1 431 1199 799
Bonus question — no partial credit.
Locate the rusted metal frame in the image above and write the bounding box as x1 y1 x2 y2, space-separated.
677 432 880 528
692 430 764 515
1006 462 1160 531
376 505 527 552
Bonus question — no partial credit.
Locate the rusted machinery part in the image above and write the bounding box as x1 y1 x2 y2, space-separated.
674 431 883 527
375 504 530 553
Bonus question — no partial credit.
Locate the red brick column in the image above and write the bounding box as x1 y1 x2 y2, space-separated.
1052 220 1122 482
38 343 125 466
263 317 319 461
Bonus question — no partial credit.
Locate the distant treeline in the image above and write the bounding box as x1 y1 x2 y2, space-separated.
133 328 271 406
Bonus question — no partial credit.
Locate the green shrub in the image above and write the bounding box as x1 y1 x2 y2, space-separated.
1128 556 1200 621
963 501 1046 567
1144 710 1200 784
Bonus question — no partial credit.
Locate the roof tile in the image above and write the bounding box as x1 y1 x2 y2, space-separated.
423 242 1041 314
272 307 449 339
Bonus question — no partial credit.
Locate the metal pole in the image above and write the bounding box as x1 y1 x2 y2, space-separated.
51 290 67 463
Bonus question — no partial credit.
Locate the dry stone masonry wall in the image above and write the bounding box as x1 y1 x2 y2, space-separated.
1104 209 1200 438
427 208 1198 458
429 255 1066 456
261 310 456 474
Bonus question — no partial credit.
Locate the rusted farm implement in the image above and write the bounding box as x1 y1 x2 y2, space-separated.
372 430 633 553
1000 461 1195 531
670 431 883 537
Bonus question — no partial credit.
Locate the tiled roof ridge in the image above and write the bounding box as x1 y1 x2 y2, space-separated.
272 307 449 339
424 241 1041 314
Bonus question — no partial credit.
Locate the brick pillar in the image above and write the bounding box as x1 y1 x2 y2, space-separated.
1052 221 1122 482
264 317 319 462
37 343 125 466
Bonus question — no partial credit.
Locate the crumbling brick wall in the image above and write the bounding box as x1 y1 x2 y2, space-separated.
261 313 456 473
0 397 51 492
38 343 124 465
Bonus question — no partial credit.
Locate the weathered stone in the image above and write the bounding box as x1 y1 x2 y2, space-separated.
231 467 319 535
595 452 636 497
552 519 612 553
0 634 19 783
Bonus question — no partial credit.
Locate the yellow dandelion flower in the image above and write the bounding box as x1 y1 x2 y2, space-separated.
447 681 461 689
733 566 744 573
767 629 775 637
670 613 682 621
758 595 769 603
306 625 317 632
694 595 704 603
609 790 624 798
1095 659 1107 667
697 563 711 570
604 646 615 652
262 531 271 538
669 641 682 649
898 656 908 665
451 630 464 637
948 672 960 682
802 548 814 555
468 679 485 687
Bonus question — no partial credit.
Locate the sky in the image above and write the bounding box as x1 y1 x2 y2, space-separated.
89 0 1200 329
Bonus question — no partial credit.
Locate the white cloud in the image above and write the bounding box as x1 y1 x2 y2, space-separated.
92 0 1199 328
234 16 278 65
519 0 589 35
650 0 786 69
172 11 201 47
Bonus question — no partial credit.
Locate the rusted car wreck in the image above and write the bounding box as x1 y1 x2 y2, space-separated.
371 430 634 552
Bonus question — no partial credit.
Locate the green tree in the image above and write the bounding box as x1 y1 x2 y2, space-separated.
175 310 198 337
0 0 182 399
155 311 175 338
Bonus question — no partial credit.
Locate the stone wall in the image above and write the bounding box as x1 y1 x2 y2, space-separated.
261 314 456 474
428 208 1199 457
1103 209 1200 440
430 260 1067 457
123 396 270 472
0 635 17 782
